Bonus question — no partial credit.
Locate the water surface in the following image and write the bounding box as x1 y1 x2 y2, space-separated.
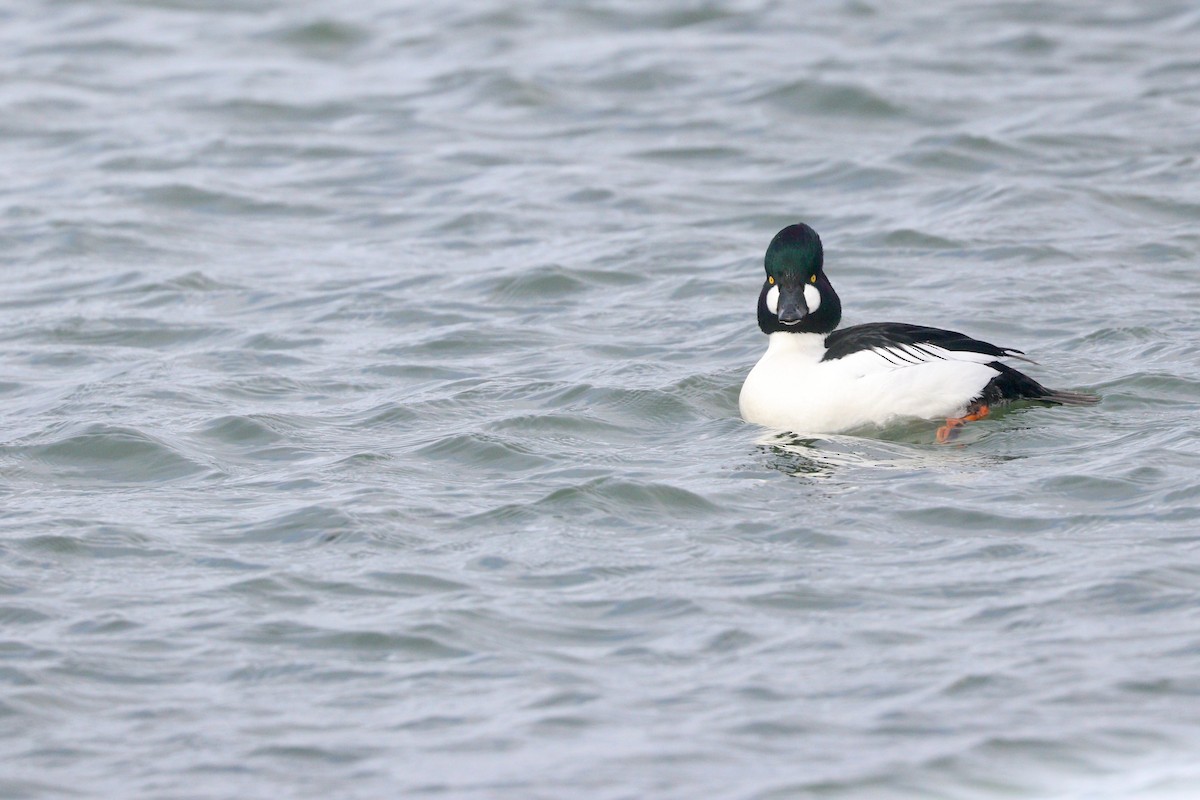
3 1 1200 798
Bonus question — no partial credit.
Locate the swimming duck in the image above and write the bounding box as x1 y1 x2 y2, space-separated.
739 223 1097 441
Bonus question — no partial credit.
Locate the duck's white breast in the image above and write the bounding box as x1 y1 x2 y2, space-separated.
739 333 999 434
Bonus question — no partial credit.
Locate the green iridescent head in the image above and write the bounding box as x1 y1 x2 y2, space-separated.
764 223 823 282
757 223 841 335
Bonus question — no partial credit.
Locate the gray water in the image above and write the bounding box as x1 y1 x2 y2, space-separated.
3 1 1200 798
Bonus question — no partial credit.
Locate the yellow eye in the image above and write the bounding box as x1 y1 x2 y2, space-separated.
768 276 775 285
810 275 817 284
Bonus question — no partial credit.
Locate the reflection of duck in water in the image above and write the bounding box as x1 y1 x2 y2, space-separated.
740 224 1098 442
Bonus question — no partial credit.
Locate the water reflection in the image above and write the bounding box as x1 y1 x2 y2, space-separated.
756 425 997 478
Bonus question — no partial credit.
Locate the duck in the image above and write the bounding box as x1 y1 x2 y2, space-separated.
739 223 1098 441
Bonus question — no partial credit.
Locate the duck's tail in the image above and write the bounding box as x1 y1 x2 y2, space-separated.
1040 388 1100 406
982 362 1099 406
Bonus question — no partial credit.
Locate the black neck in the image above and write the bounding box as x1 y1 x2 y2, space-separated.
757 274 842 335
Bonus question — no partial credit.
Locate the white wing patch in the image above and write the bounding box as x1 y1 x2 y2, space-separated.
842 342 1001 375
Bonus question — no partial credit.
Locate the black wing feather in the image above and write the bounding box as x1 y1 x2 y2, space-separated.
821 322 1031 363
818 322 1098 406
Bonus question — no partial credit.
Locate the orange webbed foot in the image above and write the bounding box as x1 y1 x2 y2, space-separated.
936 405 990 443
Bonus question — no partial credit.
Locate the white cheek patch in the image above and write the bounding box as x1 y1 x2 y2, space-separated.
804 283 821 313
765 285 780 315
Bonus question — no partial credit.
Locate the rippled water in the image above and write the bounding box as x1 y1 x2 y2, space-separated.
3 1 1200 797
